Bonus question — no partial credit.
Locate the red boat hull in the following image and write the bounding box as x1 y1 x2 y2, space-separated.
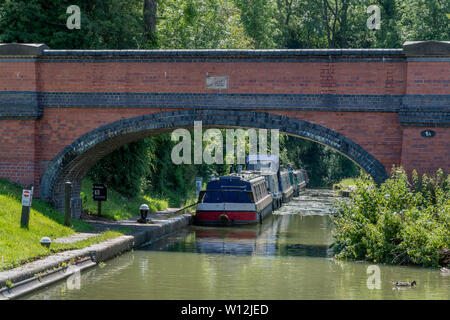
194 210 258 225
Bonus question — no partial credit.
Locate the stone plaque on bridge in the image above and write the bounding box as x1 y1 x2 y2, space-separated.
206 76 228 90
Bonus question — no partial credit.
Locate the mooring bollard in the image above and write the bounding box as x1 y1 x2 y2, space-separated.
137 204 150 223
65 181 72 226
20 185 33 228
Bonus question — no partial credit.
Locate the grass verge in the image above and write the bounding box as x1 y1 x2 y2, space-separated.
337 178 358 187
80 179 170 220
0 179 123 271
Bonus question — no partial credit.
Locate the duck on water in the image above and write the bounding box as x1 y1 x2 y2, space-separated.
393 280 416 287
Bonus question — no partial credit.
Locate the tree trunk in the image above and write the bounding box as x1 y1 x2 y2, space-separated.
143 0 157 40
339 0 349 48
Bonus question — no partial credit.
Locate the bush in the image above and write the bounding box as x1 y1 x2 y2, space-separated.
87 139 152 198
332 167 450 267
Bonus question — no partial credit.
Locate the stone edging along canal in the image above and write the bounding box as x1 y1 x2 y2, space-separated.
0 214 192 300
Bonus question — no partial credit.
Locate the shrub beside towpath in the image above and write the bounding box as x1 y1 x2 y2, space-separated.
332 168 450 268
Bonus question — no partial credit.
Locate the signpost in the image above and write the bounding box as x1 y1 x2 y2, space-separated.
20 186 33 228
93 184 107 216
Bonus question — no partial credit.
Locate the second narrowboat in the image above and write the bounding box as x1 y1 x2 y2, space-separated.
278 169 294 203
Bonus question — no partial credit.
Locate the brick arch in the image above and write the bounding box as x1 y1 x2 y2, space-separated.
40 109 388 218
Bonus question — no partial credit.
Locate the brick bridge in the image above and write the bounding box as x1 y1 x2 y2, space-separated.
0 41 449 218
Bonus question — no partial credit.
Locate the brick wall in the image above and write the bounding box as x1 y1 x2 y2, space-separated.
0 48 448 204
0 119 36 186
0 62 39 91
400 127 450 175
37 61 407 95
406 61 450 95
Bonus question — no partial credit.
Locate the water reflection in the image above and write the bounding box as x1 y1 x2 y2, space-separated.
144 214 334 258
22 190 449 300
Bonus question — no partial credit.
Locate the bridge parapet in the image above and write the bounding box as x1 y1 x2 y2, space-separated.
0 41 448 207
403 41 450 57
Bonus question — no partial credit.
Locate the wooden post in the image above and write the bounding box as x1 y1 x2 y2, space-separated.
98 200 102 217
20 185 33 228
20 206 30 228
65 182 72 226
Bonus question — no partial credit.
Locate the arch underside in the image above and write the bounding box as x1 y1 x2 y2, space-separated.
40 109 388 216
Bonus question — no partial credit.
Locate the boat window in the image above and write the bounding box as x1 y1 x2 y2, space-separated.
201 191 224 203
222 191 252 203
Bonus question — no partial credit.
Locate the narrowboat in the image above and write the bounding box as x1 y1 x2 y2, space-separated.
301 169 310 187
194 174 273 225
246 154 279 173
263 172 282 210
289 169 307 197
294 170 307 190
246 155 283 210
278 170 294 203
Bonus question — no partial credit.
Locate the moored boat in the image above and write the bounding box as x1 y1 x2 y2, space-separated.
194 174 273 225
291 169 307 197
279 170 294 203
263 172 283 210
246 155 283 210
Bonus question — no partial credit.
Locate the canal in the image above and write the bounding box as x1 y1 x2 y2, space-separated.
23 189 449 300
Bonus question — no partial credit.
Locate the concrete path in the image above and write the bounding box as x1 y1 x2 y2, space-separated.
53 233 98 244
51 208 183 244
80 207 186 233
0 213 192 300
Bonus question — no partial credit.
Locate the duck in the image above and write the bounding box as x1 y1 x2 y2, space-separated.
441 267 449 273
393 280 416 287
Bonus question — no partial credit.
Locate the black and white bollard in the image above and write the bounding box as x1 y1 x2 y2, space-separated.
137 204 150 224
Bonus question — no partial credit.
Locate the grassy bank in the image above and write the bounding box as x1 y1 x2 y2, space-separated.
335 178 358 187
0 179 123 271
332 168 450 268
80 179 170 220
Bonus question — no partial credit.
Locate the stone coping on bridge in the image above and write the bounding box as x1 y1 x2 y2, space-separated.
0 41 448 61
0 41 449 57
403 41 450 57
39 48 404 57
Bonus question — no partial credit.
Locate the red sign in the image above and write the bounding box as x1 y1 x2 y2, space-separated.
21 189 33 206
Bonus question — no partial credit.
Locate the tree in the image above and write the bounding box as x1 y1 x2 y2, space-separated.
280 135 360 187
317 0 351 48
234 0 277 48
0 0 145 49
143 0 158 46
157 0 253 49
88 139 152 197
399 0 450 42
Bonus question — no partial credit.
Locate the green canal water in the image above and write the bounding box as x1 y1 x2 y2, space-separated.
23 190 449 300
